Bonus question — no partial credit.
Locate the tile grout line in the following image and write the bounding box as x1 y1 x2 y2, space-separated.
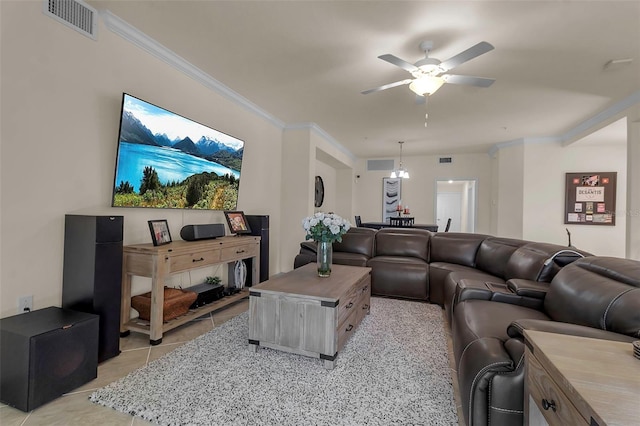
19 410 31 426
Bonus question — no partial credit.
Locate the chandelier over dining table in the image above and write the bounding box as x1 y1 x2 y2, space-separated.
390 141 410 179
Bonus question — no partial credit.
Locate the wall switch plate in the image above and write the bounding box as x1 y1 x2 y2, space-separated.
18 295 33 314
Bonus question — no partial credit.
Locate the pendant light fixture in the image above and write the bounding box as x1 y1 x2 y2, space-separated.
390 141 410 179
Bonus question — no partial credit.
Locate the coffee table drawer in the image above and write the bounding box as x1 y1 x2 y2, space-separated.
337 310 358 351
337 275 370 326
356 295 370 325
527 349 585 425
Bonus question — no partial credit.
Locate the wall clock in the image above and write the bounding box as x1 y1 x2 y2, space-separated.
314 176 324 207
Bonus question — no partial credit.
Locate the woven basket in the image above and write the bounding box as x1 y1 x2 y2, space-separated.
132 287 198 322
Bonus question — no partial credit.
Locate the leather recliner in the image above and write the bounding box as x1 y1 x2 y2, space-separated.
452 257 640 426
292 230 638 426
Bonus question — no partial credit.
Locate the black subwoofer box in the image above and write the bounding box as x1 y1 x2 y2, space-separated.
0 307 99 412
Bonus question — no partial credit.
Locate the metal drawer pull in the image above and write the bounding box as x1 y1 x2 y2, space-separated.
346 324 353 331
192 257 204 262
541 399 556 412
236 249 245 254
346 302 354 309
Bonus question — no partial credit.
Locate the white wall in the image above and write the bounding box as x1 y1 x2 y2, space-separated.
279 128 356 273
315 160 337 213
494 144 525 238
626 107 640 259
0 2 285 317
522 142 627 256
354 153 492 233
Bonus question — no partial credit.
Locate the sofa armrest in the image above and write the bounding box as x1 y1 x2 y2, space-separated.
455 279 544 311
507 319 635 342
506 279 549 299
300 241 317 254
457 337 521 426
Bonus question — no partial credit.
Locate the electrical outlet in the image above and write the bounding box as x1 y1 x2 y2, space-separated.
18 295 33 314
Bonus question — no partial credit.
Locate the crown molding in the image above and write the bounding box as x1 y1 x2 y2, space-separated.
284 122 356 163
560 90 640 145
489 90 640 156
100 10 285 129
100 9 357 163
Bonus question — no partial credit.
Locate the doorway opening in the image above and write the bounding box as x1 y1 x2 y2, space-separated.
435 179 477 233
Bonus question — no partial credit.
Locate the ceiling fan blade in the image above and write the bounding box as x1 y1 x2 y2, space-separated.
443 74 495 88
378 54 419 73
438 41 494 72
361 79 413 95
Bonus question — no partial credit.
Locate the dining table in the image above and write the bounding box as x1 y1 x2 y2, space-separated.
361 222 439 232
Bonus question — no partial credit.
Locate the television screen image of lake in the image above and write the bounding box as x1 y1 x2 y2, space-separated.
115 142 241 193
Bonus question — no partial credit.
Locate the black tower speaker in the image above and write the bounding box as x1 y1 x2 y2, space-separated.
245 215 269 283
62 215 123 362
0 307 99 411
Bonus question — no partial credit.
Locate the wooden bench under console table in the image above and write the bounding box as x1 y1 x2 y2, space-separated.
120 236 260 345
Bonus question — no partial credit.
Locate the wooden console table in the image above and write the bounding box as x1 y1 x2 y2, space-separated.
524 330 640 426
120 236 260 344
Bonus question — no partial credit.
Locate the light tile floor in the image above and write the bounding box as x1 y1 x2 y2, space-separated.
0 300 465 426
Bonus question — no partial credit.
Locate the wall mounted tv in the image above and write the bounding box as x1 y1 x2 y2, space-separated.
112 93 244 210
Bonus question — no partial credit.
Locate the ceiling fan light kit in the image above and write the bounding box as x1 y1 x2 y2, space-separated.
409 76 445 96
362 40 495 98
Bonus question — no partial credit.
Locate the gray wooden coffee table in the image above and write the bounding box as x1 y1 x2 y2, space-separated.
248 263 371 369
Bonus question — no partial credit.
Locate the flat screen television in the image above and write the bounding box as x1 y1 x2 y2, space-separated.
111 93 244 210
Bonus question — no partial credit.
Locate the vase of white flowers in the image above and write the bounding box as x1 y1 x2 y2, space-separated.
302 212 351 277
316 240 333 277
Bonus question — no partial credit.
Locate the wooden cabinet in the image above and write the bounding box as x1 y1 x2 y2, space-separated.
120 236 260 344
248 264 371 369
524 330 640 426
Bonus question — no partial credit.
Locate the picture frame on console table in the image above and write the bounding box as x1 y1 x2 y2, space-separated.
564 172 617 226
224 211 252 235
148 219 172 245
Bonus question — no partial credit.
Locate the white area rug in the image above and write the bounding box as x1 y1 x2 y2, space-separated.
90 297 458 425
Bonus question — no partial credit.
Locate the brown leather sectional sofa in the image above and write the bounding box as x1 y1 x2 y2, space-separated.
293 227 640 426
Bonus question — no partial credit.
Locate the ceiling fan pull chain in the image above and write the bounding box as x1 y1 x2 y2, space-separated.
424 101 430 128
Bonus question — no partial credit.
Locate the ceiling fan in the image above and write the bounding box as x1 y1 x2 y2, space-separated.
362 41 496 98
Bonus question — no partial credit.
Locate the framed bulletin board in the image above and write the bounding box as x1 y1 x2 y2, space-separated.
564 172 617 226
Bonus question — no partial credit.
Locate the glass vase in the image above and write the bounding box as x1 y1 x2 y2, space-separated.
316 241 333 277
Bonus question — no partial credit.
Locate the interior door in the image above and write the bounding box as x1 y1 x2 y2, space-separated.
435 179 477 233
436 192 462 232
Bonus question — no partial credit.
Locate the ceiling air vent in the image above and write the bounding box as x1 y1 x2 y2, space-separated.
367 159 395 171
43 0 97 40
439 157 453 164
